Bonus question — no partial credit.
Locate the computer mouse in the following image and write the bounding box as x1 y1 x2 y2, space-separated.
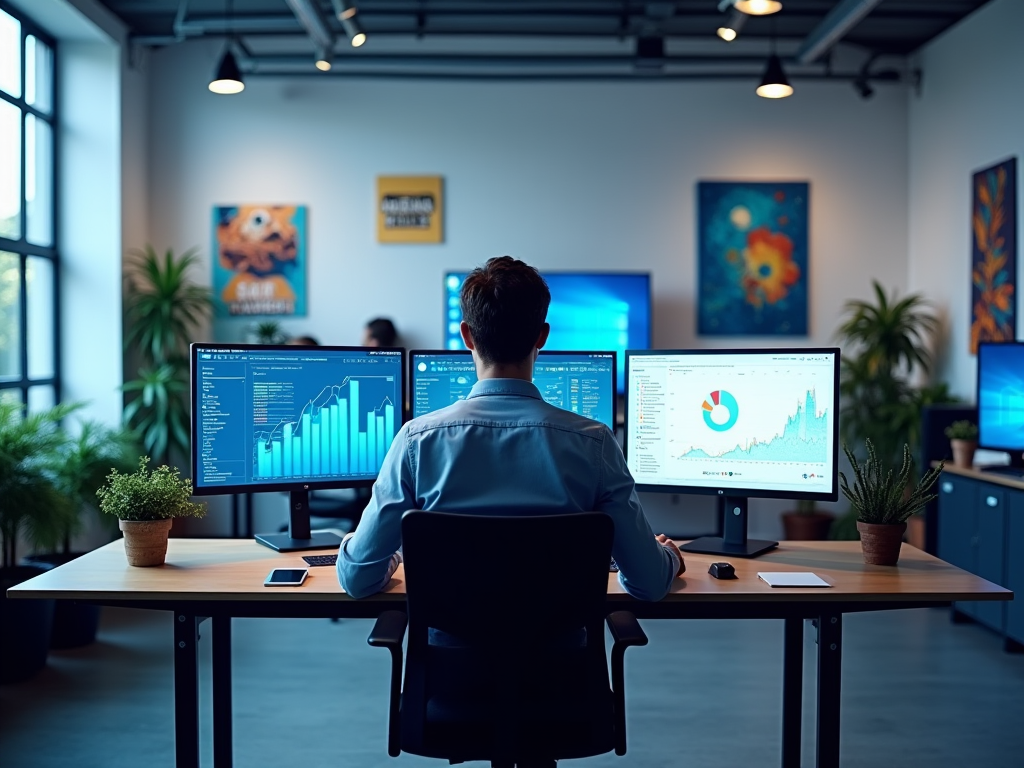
709 562 736 579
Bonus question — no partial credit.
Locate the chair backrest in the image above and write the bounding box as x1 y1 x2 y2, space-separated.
401 510 613 647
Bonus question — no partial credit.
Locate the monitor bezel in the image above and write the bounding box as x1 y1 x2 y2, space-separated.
190 342 406 496
623 347 841 501
976 340 1024 455
442 270 652 392
407 348 619 428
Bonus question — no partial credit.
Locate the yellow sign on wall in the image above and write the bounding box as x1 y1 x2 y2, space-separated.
377 176 444 243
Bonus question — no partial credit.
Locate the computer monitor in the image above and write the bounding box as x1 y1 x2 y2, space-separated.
624 348 840 557
409 350 617 430
977 341 1024 473
443 271 650 393
190 343 405 552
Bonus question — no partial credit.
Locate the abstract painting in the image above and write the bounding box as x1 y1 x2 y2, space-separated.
698 181 809 336
971 157 1016 353
212 205 307 317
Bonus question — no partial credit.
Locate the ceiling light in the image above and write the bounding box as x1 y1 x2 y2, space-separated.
341 15 366 47
756 54 793 98
315 48 332 71
209 46 244 94
735 0 783 15
332 0 358 21
717 9 747 42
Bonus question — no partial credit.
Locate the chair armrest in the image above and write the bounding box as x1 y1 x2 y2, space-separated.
606 611 647 756
367 610 407 757
368 610 408 649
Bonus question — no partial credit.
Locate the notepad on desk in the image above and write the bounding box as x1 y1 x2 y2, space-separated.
758 572 831 588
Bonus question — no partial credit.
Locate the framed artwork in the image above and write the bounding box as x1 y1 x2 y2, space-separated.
971 157 1017 353
697 181 809 336
377 176 443 243
212 205 307 317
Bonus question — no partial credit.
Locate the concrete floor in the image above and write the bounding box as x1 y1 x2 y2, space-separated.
1 605 1023 768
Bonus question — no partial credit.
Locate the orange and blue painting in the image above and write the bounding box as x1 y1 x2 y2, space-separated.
971 158 1016 354
698 182 808 336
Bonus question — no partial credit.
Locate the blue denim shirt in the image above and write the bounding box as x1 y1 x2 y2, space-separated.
337 378 678 600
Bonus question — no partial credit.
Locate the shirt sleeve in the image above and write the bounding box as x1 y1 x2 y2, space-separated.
595 429 678 601
336 423 415 598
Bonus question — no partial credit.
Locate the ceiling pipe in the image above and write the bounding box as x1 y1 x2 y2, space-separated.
283 0 336 51
795 0 885 64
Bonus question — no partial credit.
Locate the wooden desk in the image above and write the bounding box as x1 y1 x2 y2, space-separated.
9 539 1012 768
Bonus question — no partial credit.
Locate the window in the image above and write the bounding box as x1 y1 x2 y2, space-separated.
0 3 58 410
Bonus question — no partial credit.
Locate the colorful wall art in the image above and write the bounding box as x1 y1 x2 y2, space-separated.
377 176 444 243
971 157 1017 353
697 182 809 336
212 205 307 317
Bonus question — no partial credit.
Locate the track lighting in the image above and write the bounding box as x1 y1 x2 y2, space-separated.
332 0 358 21
734 0 782 15
315 48 332 71
756 54 793 98
716 9 747 42
209 45 244 94
343 15 366 47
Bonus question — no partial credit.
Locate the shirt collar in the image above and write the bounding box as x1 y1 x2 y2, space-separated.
467 378 542 400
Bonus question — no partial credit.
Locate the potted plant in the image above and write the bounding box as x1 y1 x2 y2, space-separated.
96 457 206 566
0 401 78 683
944 420 979 469
122 246 213 466
251 320 286 344
780 499 834 540
840 439 943 565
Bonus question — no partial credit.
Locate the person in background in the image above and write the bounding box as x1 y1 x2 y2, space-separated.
362 317 399 347
286 334 320 346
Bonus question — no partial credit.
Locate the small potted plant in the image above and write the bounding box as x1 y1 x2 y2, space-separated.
840 439 943 565
944 420 979 469
96 457 206 566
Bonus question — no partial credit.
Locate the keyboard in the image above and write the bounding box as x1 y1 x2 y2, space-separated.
302 554 339 567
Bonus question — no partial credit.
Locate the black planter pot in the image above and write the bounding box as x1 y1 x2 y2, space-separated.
0 565 55 684
22 553 102 649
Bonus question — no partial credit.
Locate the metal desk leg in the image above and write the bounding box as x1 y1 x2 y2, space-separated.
213 615 233 768
816 613 843 768
174 612 201 768
782 617 803 768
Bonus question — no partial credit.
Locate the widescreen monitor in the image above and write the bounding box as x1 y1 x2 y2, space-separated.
624 348 840 557
443 271 650 393
977 341 1024 471
191 343 404 551
409 350 617 430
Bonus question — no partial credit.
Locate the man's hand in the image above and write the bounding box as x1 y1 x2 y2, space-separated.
656 534 686 577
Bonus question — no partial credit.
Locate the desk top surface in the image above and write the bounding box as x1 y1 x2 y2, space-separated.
938 463 1024 491
7 538 1012 605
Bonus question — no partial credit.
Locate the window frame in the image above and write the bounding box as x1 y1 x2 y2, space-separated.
0 0 60 409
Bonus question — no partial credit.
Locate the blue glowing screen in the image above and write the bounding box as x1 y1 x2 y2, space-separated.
978 342 1024 451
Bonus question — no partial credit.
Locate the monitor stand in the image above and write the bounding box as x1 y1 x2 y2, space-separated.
680 496 778 558
255 490 343 553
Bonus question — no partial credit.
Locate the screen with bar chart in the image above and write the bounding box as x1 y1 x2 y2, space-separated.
624 348 840 500
409 350 617 429
191 344 404 494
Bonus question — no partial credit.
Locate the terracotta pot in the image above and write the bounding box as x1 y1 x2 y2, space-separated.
781 512 834 540
119 519 173 566
950 439 977 469
856 521 906 566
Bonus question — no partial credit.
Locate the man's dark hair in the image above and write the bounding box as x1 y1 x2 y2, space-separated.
286 334 319 346
461 256 550 365
365 317 398 347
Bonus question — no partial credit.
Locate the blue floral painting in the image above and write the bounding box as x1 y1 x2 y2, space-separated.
698 182 809 336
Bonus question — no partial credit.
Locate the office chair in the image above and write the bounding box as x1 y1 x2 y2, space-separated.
367 510 649 767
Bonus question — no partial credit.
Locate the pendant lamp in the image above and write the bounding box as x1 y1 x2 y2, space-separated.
756 54 793 98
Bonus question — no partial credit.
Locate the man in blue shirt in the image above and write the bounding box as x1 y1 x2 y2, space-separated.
338 256 684 599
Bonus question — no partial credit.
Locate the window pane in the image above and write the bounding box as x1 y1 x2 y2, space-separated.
27 256 53 379
0 10 20 98
0 251 21 381
25 36 53 115
0 100 21 240
27 384 55 414
26 115 53 246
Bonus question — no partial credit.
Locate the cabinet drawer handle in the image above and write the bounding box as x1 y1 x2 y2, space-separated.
986 496 998 507
941 482 953 493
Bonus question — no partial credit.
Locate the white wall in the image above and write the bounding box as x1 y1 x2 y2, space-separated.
909 0 1024 399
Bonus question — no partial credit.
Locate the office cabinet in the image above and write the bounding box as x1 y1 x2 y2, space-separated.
974 487 1006 631
1007 492 1024 645
938 475 978 574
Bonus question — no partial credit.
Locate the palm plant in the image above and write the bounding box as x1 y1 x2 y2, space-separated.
252 320 286 344
122 246 213 465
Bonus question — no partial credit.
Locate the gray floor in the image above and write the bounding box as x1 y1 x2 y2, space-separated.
1 606 1023 768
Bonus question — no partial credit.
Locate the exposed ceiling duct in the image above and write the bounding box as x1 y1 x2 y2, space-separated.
795 0 886 64
282 0 335 52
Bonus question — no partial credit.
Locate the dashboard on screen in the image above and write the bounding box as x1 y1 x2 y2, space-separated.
444 271 650 392
191 344 404 494
624 349 839 500
409 350 617 429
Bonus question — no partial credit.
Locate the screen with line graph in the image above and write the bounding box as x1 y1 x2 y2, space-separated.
190 344 404 493
624 348 840 500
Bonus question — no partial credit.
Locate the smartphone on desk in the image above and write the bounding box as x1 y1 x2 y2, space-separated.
264 568 308 587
